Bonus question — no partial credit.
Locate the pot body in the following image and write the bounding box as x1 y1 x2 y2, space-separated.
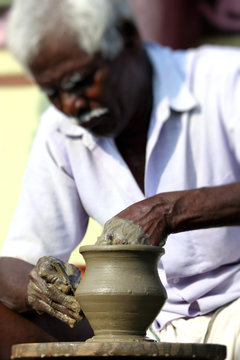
75 245 167 342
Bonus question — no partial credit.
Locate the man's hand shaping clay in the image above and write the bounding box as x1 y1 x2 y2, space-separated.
116 193 176 246
28 256 84 327
96 216 166 248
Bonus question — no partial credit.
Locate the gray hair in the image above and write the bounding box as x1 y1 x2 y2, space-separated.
7 0 136 67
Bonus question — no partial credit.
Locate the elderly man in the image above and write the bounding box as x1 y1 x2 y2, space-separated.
1 0 240 359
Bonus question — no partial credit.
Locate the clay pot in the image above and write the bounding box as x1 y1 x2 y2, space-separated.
75 245 167 342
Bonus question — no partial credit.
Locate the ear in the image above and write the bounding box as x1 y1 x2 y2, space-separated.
118 19 141 51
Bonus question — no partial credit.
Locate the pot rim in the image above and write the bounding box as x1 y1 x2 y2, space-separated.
79 244 165 254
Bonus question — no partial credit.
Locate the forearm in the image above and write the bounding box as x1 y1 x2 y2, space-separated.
169 182 240 233
117 181 240 245
0 257 34 313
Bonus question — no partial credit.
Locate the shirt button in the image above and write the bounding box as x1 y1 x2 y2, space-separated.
172 278 179 284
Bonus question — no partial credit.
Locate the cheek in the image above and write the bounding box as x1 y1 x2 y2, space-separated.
84 84 104 99
85 68 109 99
104 77 127 113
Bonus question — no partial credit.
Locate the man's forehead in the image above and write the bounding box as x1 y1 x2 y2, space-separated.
29 43 102 85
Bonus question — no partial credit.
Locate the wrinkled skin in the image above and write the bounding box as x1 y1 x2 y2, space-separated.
117 193 174 246
28 256 83 328
117 183 240 246
29 29 151 140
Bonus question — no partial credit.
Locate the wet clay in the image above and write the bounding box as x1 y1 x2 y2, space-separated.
76 218 167 342
96 216 151 245
27 257 83 328
76 245 167 342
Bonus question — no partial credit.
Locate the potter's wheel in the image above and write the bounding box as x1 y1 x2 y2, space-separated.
11 341 226 359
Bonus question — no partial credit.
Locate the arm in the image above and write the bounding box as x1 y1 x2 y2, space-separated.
0 257 93 360
0 256 83 327
0 113 88 327
117 181 240 245
0 257 33 313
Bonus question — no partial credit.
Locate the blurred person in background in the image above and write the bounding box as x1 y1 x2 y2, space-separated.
0 6 9 47
200 0 240 32
1 0 240 359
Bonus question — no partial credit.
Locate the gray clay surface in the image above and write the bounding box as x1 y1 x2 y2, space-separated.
96 216 150 245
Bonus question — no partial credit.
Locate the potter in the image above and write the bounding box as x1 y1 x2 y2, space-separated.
2 0 240 359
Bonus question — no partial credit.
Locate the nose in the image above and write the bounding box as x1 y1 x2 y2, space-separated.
59 92 88 117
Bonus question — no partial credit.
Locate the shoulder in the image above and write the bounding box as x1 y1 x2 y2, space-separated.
35 106 82 148
39 105 66 136
26 106 74 170
191 44 240 64
147 42 240 78
184 45 240 83
144 41 196 72
33 106 96 167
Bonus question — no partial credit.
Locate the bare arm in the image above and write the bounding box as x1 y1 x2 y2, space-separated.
0 257 33 313
117 181 240 245
0 256 83 328
0 258 93 359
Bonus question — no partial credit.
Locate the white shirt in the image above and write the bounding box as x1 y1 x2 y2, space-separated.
2 43 240 328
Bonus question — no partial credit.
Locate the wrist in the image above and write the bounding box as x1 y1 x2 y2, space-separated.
166 187 208 233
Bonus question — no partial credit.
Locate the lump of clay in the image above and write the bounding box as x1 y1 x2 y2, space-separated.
96 216 150 245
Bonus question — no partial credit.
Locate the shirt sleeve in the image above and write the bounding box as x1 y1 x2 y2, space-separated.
1 112 89 265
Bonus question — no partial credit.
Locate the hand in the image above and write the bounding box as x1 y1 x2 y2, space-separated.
117 182 240 245
27 256 83 328
116 192 177 246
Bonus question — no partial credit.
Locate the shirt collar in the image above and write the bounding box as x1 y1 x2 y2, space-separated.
145 42 198 113
57 112 98 150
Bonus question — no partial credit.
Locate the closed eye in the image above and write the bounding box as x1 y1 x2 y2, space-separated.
61 69 97 92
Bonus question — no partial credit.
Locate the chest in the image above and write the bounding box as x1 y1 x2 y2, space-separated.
117 145 146 194
67 111 239 224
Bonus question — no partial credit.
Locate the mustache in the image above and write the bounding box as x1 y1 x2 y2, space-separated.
76 107 110 125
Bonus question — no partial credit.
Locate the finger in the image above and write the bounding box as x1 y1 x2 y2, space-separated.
29 272 81 314
28 279 53 311
29 270 52 297
32 298 78 328
36 257 73 294
28 273 51 304
50 300 84 321
51 260 75 293
28 283 84 324
28 282 83 322
64 263 81 290
47 283 81 313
